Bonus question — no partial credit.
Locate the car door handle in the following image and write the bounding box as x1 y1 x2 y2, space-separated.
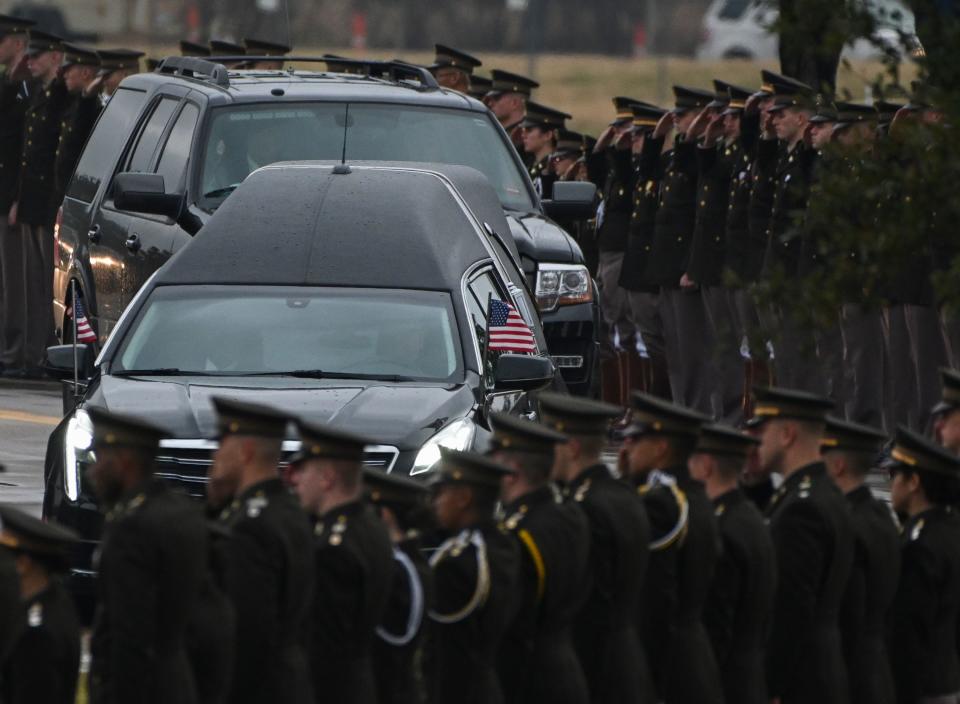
124 234 141 252
87 224 100 243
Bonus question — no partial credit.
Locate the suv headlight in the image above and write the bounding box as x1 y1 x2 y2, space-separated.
64 409 94 502
410 418 475 476
535 264 593 312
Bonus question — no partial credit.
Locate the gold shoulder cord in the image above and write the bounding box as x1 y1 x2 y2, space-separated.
649 482 690 552
428 530 491 624
517 528 546 603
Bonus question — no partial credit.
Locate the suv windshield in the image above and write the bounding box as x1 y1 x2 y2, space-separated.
198 102 535 212
113 285 464 382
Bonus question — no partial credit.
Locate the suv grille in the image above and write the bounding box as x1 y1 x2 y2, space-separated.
154 439 400 499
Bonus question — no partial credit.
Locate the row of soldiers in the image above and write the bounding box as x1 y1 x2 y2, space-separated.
4 379 960 703
429 43 956 439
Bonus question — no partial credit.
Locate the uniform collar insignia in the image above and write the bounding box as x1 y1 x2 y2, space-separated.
246 495 268 518
28 602 43 628
911 518 925 541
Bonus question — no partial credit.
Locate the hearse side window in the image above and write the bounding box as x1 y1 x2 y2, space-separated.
466 270 507 348
155 103 200 193
126 97 179 173
65 87 147 203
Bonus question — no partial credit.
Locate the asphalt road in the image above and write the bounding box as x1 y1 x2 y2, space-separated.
0 379 64 517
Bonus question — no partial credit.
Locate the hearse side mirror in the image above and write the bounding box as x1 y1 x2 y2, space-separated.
113 173 203 235
493 353 555 391
44 344 92 380
541 181 598 221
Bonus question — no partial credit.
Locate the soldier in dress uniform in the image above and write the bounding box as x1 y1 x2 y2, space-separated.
688 423 776 704
619 102 671 401
86 408 207 704
365 469 434 704
521 102 570 198
932 368 960 454
0 506 80 704
426 448 519 704
8 30 68 377
538 392 653 704
619 392 724 704
0 14 34 379
646 85 716 415
888 428 960 704
486 69 539 164
287 420 394 704
751 387 854 704
95 49 144 105
180 40 211 57
821 417 900 704
429 44 482 94
488 412 591 704
468 73 493 103
243 37 290 70
208 398 314 704
594 96 641 407
53 44 101 208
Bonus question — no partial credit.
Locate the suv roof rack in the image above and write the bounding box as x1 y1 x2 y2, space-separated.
155 55 440 90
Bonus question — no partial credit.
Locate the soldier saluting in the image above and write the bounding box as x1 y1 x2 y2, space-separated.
489 413 591 704
287 420 394 704
208 399 314 704
426 448 519 704
86 408 208 704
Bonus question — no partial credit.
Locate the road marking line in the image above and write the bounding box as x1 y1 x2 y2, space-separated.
0 409 61 426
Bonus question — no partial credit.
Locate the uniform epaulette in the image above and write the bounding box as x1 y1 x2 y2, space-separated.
377 547 425 646
428 529 490 624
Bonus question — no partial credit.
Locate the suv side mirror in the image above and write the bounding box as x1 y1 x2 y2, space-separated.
113 173 203 235
541 181 598 221
493 354 555 391
45 344 93 380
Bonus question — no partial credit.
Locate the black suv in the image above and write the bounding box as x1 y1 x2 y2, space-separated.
53 57 599 395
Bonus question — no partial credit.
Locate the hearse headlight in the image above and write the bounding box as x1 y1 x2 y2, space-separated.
64 409 94 502
535 264 593 312
410 418 476 476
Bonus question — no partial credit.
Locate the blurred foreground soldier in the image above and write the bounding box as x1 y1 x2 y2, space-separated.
180 40 211 57
821 418 899 704
0 523 18 684
288 421 393 704
54 44 101 203
243 37 289 70
95 49 143 105
539 392 652 704
468 73 492 103
0 506 79 704
487 69 538 161
752 387 853 704
932 368 960 454
489 413 590 704
430 44 481 93
689 424 776 704
87 408 207 704
888 428 960 704
427 448 519 704
209 398 314 704
365 469 434 704
0 14 34 378
209 39 247 66
9 30 68 377
521 102 569 198
620 393 723 704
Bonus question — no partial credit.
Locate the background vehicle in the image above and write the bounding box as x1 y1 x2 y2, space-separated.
54 56 599 396
46 161 556 617
696 0 917 61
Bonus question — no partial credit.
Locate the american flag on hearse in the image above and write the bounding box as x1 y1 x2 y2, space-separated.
486 298 536 353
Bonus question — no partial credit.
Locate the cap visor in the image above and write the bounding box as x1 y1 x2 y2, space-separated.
721 107 743 116
706 99 727 109
766 104 788 113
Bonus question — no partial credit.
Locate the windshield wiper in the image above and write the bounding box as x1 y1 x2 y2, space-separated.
242 370 419 382
112 368 188 377
202 183 241 199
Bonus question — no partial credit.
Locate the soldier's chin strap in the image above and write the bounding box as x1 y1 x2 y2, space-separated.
376 547 425 646
644 469 690 552
428 529 491 624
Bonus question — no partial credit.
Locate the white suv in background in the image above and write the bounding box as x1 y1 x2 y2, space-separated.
696 0 917 61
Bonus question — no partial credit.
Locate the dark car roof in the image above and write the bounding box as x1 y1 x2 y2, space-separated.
122 67 485 110
156 163 494 290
